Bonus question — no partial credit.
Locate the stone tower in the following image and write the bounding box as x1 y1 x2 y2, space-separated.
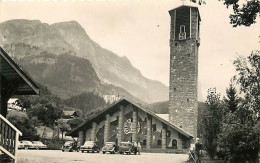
168 5 201 138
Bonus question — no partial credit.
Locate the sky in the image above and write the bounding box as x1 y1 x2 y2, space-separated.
0 0 259 101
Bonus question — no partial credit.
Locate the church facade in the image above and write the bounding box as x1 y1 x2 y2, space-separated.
67 98 193 151
67 4 201 152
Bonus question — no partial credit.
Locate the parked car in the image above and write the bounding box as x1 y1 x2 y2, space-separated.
102 142 117 154
80 141 99 153
61 141 79 152
118 142 139 155
32 141 48 150
18 141 25 149
20 140 37 150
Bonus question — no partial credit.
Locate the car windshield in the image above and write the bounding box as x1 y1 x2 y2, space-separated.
106 142 115 147
64 141 74 146
33 141 43 145
84 141 94 146
22 141 33 145
120 142 131 147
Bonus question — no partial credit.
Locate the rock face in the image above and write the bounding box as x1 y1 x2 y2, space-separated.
0 19 168 103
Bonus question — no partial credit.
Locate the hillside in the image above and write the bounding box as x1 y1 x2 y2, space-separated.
0 19 168 103
148 100 207 114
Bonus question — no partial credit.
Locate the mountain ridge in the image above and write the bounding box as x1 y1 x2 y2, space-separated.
0 19 168 103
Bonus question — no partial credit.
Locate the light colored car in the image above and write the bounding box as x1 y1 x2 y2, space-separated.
20 140 37 150
80 141 99 153
32 141 47 150
102 142 117 154
18 141 25 149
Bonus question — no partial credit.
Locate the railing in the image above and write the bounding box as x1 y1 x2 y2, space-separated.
0 114 22 162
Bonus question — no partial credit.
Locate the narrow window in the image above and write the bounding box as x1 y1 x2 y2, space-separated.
152 124 157 132
143 139 147 146
180 25 185 33
157 140 162 146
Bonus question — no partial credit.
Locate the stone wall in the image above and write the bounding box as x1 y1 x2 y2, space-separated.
169 6 199 138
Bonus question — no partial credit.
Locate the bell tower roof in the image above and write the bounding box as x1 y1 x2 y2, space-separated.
169 5 201 21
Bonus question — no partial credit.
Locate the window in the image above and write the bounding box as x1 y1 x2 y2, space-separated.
167 130 171 137
143 139 146 146
175 43 178 46
157 140 162 146
180 25 185 33
172 139 177 149
152 124 157 132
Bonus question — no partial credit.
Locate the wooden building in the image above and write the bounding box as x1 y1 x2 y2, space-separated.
67 98 193 152
0 46 39 162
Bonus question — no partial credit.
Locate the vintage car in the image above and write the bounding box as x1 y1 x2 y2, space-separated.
18 141 25 149
32 141 48 150
20 140 37 150
118 142 139 155
102 142 117 154
80 141 99 153
61 141 79 152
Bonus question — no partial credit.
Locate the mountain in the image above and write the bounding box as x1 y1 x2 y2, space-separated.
0 19 168 103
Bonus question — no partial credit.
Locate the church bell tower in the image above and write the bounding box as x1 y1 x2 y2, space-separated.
168 5 201 138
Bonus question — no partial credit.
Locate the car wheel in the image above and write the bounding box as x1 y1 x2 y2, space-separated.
103 151 105 154
81 150 84 153
92 151 94 153
87 151 89 153
62 150 64 152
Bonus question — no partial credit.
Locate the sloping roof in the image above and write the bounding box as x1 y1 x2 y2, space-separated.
63 110 77 116
67 97 193 138
168 5 201 21
0 46 39 95
156 114 169 121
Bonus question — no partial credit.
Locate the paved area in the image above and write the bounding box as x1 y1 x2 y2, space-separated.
17 150 188 163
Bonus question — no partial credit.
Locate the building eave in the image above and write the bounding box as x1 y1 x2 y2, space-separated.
67 97 193 139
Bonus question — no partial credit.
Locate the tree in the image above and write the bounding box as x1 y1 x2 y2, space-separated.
191 0 260 27
57 119 71 140
223 80 239 113
68 118 84 130
233 50 260 116
201 88 224 159
218 51 260 162
7 111 39 141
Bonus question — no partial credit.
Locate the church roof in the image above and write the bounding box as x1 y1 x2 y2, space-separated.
67 97 193 138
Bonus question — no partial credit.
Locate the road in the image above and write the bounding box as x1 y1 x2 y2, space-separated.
17 150 188 163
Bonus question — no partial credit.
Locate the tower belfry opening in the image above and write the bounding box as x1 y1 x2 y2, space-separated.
168 5 201 138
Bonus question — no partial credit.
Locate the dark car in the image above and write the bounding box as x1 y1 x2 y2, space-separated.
80 141 99 153
102 142 117 154
118 142 139 155
61 141 79 152
20 140 37 150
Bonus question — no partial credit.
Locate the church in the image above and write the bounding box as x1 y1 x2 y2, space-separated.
67 4 200 152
